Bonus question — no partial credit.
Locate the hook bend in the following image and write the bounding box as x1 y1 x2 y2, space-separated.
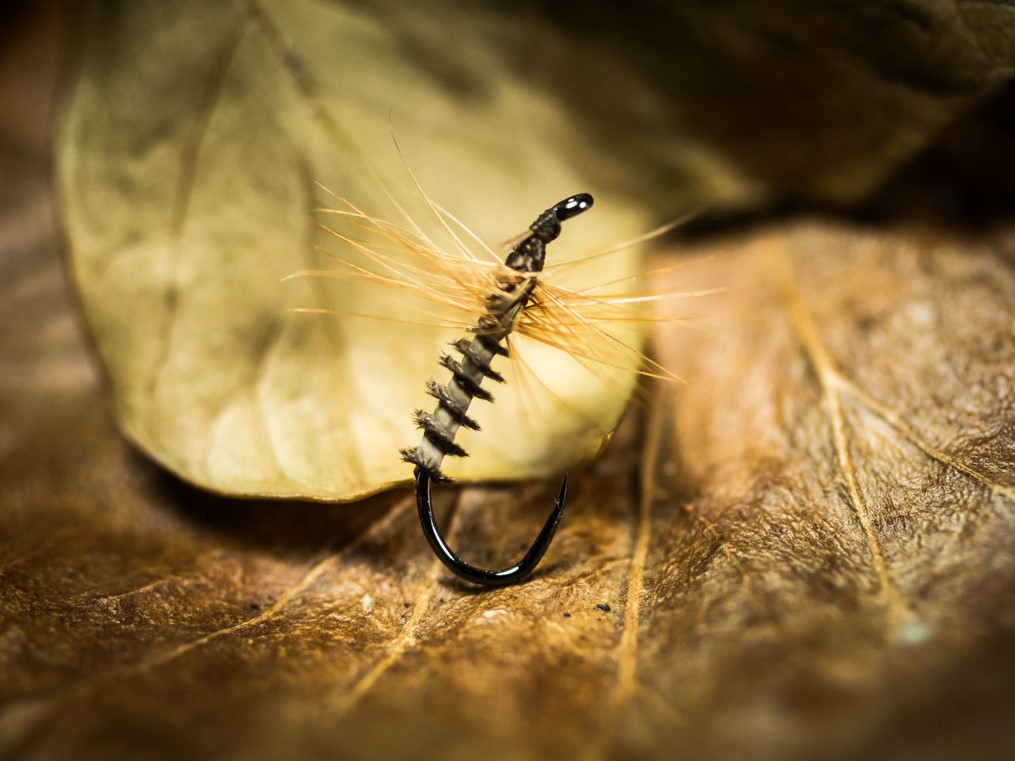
415 469 566 587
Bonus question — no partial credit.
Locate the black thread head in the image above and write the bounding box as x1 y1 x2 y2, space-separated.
553 193 594 221
513 193 595 269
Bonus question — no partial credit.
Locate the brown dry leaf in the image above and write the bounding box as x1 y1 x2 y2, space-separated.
4 2 1015 761
5 156 1015 759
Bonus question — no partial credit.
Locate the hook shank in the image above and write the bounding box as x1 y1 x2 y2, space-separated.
415 469 567 587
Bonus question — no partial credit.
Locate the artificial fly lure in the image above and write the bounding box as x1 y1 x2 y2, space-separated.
292 178 701 589
400 193 593 587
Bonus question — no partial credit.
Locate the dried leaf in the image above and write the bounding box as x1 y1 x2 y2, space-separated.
57 0 657 500
5 161 1015 759
57 0 1014 500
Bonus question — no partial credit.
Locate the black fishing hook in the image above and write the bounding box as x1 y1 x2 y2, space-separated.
415 468 567 587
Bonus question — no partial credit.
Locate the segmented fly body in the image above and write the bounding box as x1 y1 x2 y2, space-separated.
401 193 594 587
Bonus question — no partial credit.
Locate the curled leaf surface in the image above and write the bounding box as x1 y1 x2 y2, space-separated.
59 0 1013 499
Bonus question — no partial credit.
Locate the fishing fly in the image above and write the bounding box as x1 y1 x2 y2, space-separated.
293 177 698 589
400 194 593 586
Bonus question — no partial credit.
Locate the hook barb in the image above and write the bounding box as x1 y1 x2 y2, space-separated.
415 469 566 587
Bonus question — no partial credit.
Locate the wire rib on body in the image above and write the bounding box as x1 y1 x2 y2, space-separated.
399 275 530 482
